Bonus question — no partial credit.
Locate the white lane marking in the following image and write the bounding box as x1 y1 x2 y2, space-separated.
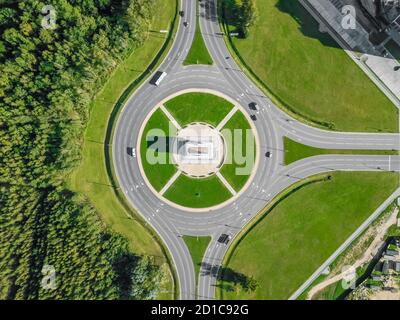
281 121 399 145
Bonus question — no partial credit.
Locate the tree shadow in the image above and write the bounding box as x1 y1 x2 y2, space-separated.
112 252 140 300
200 262 258 293
275 0 342 49
221 0 336 44
200 0 218 23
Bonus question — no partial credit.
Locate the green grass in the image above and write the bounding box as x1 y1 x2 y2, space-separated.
183 9 213 65
284 137 399 165
221 0 398 132
67 0 178 299
140 108 178 191
218 171 399 300
164 92 234 127
164 174 232 208
311 280 346 300
220 111 255 191
385 40 400 63
183 236 212 286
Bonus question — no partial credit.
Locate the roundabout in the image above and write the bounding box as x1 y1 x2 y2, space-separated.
137 90 259 211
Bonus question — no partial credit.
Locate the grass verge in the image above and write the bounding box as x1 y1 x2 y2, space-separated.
164 174 232 208
284 137 399 165
164 92 234 127
183 5 213 65
140 108 178 191
220 110 255 191
311 277 349 300
183 236 212 288
219 0 398 132
67 0 179 299
218 171 399 299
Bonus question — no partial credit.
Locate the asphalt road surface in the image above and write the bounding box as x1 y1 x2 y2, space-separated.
112 0 400 300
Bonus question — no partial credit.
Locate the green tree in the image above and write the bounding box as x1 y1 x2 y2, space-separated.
238 0 255 38
0 0 163 300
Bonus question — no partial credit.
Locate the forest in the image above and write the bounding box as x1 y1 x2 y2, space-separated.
0 0 163 299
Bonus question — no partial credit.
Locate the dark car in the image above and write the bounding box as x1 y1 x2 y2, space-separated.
183 21 188 27
127 147 136 157
250 114 257 121
265 151 271 158
218 234 231 245
249 102 259 111
179 10 184 17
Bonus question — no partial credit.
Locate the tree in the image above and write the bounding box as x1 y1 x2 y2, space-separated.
0 0 162 300
238 0 255 38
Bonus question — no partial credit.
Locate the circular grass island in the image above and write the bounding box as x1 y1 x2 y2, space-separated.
138 90 259 211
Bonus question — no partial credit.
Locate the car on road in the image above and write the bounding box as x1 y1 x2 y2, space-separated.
150 71 167 86
250 114 257 121
127 147 136 157
218 234 231 245
265 151 271 158
179 10 184 17
249 102 259 111
183 21 189 27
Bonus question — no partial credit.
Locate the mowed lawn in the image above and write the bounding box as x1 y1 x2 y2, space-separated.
164 92 234 127
184 12 213 65
164 174 232 208
220 111 255 191
283 137 399 165
140 108 177 191
219 172 399 300
226 0 398 132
